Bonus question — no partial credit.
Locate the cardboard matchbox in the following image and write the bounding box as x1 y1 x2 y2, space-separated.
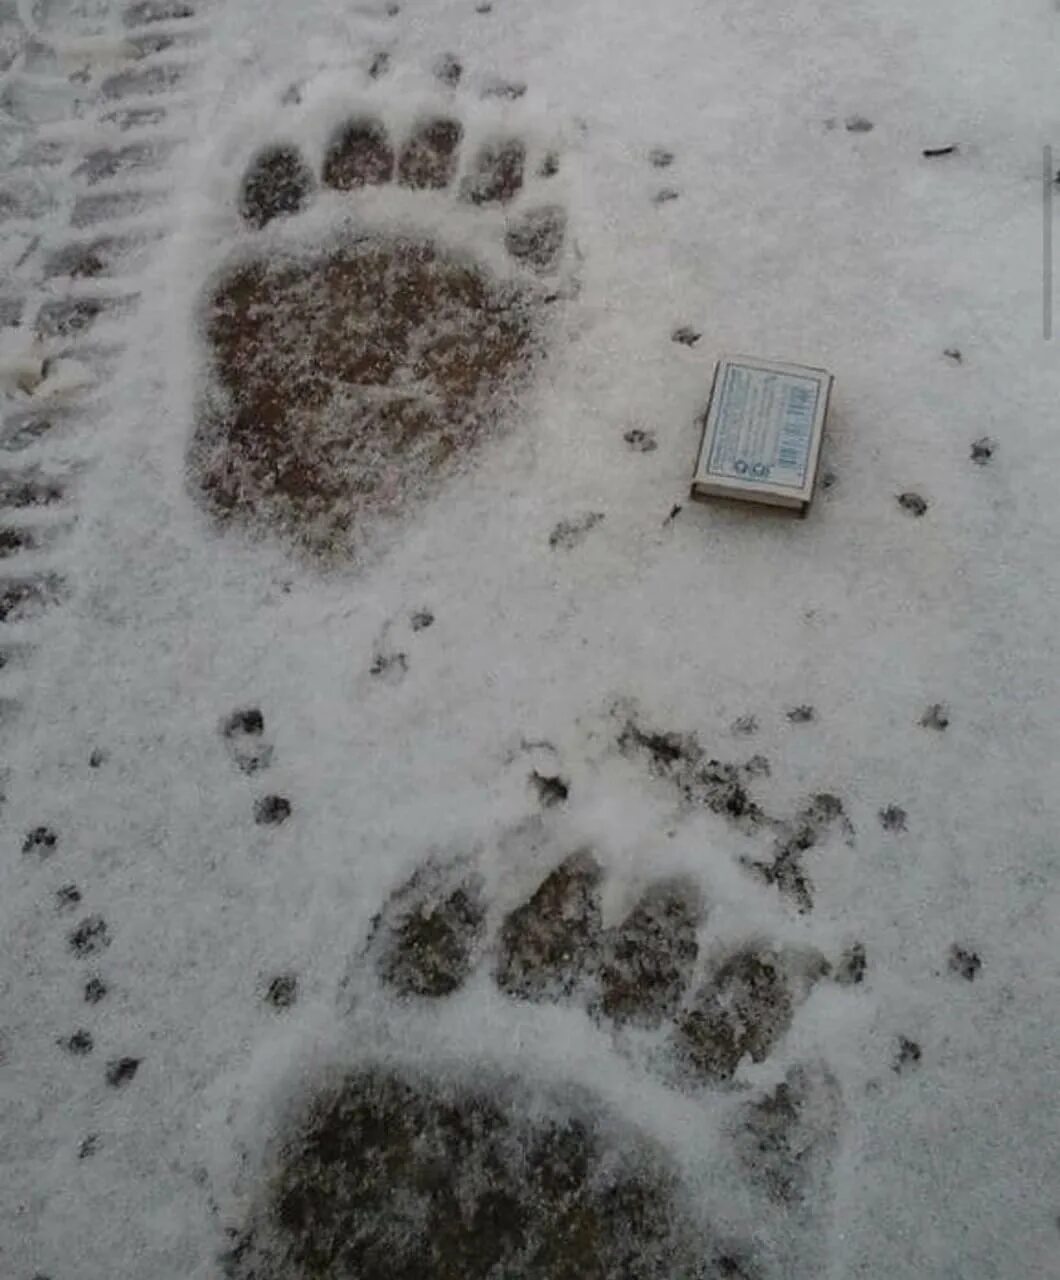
691 356 833 513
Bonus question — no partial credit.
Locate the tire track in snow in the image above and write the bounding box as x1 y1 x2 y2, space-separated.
0 0 209 753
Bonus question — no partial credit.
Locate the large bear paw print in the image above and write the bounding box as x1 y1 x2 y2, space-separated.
223 845 858 1280
187 64 571 562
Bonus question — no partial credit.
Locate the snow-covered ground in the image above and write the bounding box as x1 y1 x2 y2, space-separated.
2 0 1060 1276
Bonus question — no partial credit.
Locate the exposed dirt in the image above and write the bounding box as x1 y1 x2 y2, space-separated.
595 880 701 1027
189 239 537 561
323 120 396 190
224 1065 715 1280
371 860 487 998
675 951 796 1083
397 118 463 190
505 206 567 272
495 851 603 1001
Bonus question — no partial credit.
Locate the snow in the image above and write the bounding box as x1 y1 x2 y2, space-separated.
2 0 1060 1277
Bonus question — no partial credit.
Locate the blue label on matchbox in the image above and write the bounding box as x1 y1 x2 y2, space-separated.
707 364 820 489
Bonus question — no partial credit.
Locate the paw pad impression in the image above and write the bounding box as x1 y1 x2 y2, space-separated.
189 82 569 562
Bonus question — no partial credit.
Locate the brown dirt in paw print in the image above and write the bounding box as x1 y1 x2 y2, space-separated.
495 851 604 1001
323 119 395 189
225 1064 711 1280
190 238 538 561
462 139 526 205
505 206 567 272
596 880 702 1028
674 948 827 1084
370 860 487 998
240 146 315 229
398 118 463 189
190 110 568 562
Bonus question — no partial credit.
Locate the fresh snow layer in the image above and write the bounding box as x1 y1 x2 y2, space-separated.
2 0 1060 1277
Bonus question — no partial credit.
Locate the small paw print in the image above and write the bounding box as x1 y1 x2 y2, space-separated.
221 707 274 775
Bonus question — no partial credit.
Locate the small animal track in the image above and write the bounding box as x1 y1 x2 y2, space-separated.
254 795 292 826
893 1037 921 1073
878 804 907 833
188 66 572 562
22 825 58 856
530 769 569 807
948 944 981 980
920 702 949 731
84 976 108 1004
105 1056 141 1087
624 426 657 453
60 1029 94 1055
69 915 110 956
264 974 298 1009
231 820 861 1280
549 511 604 549
221 707 274 775
970 436 996 465
897 491 928 517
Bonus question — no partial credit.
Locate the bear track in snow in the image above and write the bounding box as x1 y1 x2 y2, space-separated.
187 62 572 563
